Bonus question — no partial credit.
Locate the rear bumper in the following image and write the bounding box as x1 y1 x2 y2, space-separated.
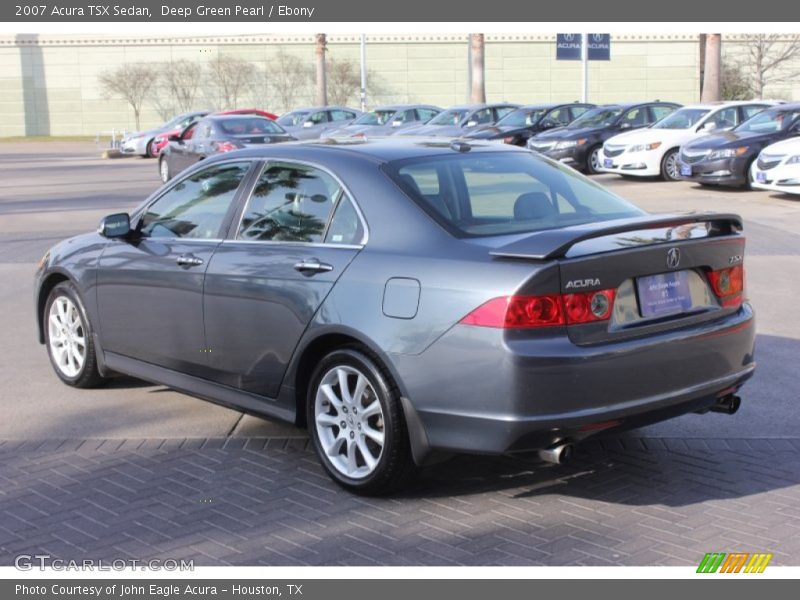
393 303 755 456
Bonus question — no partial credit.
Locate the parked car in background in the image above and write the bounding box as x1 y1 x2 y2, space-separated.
158 115 295 182
679 103 800 188
325 104 442 138
277 106 362 139
399 103 519 137
750 137 800 195
527 101 680 174
121 111 209 158
36 138 755 494
599 101 775 181
464 102 595 146
151 108 279 156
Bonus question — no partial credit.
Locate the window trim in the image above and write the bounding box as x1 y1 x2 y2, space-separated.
131 158 258 242
226 158 369 248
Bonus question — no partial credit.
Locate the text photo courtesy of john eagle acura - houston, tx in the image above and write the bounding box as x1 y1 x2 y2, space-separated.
1 6 800 586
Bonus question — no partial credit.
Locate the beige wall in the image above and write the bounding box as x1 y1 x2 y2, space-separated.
0 33 709 137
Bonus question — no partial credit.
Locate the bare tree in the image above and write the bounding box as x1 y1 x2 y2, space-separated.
206 54 255 110
98 62 159 130
721 62 753 100
315 34 328 106
161 59 203 113
701 34 721 102
738 34 800 98
469 34 486 103
261 49 313 112
325 58 361 106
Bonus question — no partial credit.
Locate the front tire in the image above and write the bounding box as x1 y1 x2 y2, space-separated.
585 145 602 175
159 156 171 183
44 282 105 388
145 138 157 158
660 148 681 181
307 347 416 495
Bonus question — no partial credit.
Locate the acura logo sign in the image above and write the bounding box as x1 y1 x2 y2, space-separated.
666 247 681 269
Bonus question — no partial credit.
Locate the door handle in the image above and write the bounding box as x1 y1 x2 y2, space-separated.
176 254 204 267
294 258 334 273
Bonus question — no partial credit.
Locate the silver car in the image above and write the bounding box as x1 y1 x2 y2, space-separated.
277 106 362 140
325 104 442 138
120 111 209 158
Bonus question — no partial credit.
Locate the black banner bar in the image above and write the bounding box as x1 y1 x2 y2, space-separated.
3 0 800 22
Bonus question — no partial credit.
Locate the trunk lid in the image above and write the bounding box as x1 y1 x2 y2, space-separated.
491 213 746 345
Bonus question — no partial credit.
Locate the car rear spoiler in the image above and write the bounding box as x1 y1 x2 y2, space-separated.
489 213 743 260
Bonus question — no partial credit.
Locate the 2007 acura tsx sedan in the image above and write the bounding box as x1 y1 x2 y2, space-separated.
34 138 755 494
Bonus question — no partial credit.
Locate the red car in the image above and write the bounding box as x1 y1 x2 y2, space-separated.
150 108 278 156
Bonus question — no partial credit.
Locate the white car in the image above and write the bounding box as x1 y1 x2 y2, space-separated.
598 101 774 181
750 137 800 195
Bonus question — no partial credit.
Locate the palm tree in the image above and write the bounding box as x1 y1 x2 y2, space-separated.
469 34 486 103
701 34 721 102
315 33 328 106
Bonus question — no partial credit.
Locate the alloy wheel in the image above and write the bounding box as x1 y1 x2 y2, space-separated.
47 296 86 378
588 147 601 173
314 365 385 479
664 151 680 180
159 158 169 183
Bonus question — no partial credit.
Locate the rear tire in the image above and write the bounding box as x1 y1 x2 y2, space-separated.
44 281 105 388
159 156 171 183
660 148 681 181
307 346 416 495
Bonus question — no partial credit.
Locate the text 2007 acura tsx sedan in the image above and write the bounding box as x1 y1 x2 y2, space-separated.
34 138 755 494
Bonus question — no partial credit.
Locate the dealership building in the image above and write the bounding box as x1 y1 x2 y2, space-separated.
0 33 796 137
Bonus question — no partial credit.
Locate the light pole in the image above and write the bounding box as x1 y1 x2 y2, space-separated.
581 33 588 103
360 34 367 112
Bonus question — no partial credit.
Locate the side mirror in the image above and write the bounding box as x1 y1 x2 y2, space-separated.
619 122 632 130
466 120 478 128
541 120 557 129
702 121 717 132
303 121 314 128
391 120 403 127
99 213 131 239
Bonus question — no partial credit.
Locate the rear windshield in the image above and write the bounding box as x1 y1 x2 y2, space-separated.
217 118 283 135
385 151 644 238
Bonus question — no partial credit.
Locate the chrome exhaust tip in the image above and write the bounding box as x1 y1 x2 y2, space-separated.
709 394 741 415
537 442 575 465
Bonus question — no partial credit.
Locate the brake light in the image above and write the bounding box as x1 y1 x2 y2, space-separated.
460 295 564 328
708 265 744 308
215 141 238 153
460 289 617 329
563 289 616 324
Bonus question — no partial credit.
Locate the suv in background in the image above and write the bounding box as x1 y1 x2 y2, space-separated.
527 101 680 174
464 102 595 146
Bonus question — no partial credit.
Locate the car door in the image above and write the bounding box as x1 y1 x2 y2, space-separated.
167 122 197 174
184 121 214 167
203 160 366 399
96 160 255 377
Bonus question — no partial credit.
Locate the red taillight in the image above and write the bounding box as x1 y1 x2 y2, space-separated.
562 289 616 324
460 289 616 329
708 265 744 308
460 295 565 328
216 141 238 153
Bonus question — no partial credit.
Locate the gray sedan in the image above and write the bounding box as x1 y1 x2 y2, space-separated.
276 106 362 140
325 104 442 137
399 103 520 137
34 138 755 494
